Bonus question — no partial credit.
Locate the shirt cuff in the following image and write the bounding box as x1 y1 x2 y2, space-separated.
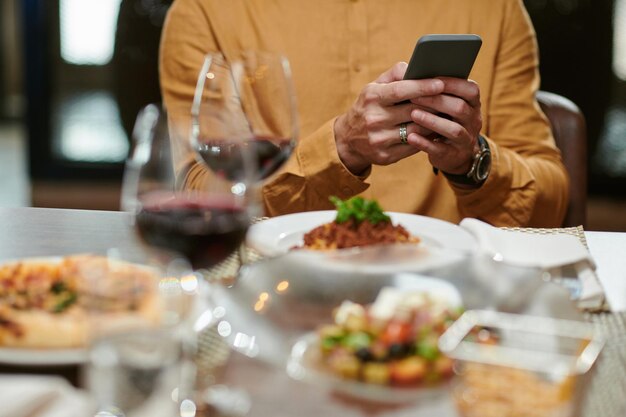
297 117 370 199
451 136 527 221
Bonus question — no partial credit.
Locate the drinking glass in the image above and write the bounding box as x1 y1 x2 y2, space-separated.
119 103 254 414
121 103 254 271
82 249 198 417
191 50 299 184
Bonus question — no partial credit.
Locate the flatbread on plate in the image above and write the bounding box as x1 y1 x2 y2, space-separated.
0 255 160 349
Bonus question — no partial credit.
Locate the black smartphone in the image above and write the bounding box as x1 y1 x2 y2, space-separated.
403 34 482 80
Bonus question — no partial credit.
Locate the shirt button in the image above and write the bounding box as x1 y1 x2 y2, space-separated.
353 64 362 73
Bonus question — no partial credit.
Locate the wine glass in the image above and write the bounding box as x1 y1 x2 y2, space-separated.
80 249 198 417
190 51 297 267
191 50 299 184
119 103 256 414
120 103 253 271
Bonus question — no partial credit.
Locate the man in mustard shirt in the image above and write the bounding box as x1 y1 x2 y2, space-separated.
159 0 569 227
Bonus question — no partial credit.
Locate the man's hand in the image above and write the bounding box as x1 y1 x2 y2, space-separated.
333 62 445 175
407 77 483 176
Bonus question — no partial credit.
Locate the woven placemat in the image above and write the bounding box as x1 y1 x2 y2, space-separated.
501 225 589 248
582 311 626 417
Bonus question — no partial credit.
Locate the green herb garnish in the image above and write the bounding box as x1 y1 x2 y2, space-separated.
53 292 77 313
50 281 67 294
330 196 391 225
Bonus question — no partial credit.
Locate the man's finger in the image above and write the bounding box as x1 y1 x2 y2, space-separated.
412 94 473 122
383 103 429 126
438 77 481 107
411 108 465 144
376 62 408 83
377 79 444 105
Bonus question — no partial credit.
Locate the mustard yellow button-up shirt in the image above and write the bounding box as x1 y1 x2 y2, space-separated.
160 0 568 227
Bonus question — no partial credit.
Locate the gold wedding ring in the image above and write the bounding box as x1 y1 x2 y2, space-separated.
399 123 408 144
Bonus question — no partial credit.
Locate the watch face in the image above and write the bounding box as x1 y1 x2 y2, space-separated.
475 151 491 181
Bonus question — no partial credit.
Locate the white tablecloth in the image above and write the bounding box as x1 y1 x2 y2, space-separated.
586 231 626 312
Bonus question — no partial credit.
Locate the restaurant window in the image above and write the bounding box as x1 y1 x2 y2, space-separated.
22 0 171 181
613 0 626 80
593 0 626 183
55 0 127 164
524 0 626 195
60 0 121 66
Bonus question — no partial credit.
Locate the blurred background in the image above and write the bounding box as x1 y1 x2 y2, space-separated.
0 0 624 231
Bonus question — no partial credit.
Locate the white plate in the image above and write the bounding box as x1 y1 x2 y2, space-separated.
0 256 88 366
287 332 448 405
0 347 87 366
247 211 476 273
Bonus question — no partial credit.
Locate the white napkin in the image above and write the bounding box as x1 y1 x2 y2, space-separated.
460 218 606 310
0 376 92 417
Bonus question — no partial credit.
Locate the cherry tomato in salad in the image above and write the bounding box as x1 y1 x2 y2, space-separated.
381 320 412 346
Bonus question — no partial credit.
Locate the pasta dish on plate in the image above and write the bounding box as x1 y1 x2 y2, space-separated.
298 197 420 250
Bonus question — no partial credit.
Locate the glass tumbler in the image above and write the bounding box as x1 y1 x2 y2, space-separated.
438 310 605 417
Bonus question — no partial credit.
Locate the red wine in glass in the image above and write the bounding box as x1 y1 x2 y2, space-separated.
196 137 294 182
135 193 249 270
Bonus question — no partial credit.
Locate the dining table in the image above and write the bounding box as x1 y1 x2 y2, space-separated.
0 206 625 417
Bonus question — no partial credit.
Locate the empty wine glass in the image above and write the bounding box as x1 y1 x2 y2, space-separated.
121 103 253 271
191 50 299 184
81 249 198 417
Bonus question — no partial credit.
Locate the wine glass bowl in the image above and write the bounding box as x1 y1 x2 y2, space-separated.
121 103 253 271
191 50 298 183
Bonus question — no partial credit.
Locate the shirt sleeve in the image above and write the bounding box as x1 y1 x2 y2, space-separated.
160 0 371 216
451 0 569 227
159 0 216 186
262 118 370 215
